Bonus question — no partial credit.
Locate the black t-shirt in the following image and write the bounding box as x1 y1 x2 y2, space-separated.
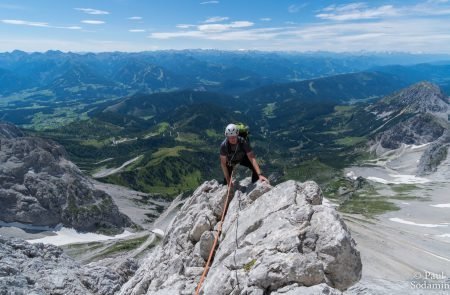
220 137 252 165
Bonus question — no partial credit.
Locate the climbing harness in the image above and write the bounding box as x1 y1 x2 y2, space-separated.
194 169 235 295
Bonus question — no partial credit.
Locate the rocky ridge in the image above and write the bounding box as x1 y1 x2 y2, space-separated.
417 129 450 175
371 81 449 115
120 179 362 294
375 113 447 150
368 82 450 175
0 236 138 295
0 122 132 233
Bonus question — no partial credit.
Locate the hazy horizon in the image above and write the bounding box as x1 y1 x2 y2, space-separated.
1 0 450 53
2 49 450 57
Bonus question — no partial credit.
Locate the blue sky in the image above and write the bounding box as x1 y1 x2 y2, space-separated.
1 0 450 53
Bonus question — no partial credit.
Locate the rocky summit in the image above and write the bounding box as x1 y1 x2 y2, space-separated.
0 122 132 233
368 83 450 174
371 81 449 115
120 179 362 294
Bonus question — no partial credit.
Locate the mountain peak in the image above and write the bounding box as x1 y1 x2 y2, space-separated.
378 81 449 114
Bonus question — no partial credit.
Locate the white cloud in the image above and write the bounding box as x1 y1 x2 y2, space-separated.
81 20 105 25
1 19 82 30
281 19 450 52
197 21 254 33
147 17 450 53
260 18 272 21
411 0 450 15
177 24 196 29
197 24 227 33
6 16 449 53
75 8 109 15
150 27 295 42
2 19 48 27
150 30 204 39
200 1 219 4
288 4 308 13
335 2 367 12
60 26 82 30
128 16 143 20
316 1 450 21
204 16 229 23
317 3 398 21
129 29 145 33
322 5 336 12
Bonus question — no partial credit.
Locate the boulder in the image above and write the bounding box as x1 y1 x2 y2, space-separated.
119 179 362 294
0 122 132 234
0 236 138 295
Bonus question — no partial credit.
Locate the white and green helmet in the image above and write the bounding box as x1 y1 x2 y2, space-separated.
224 123 238 136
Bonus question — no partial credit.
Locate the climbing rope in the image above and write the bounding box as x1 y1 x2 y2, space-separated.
194 169 235 295
232 181 242 292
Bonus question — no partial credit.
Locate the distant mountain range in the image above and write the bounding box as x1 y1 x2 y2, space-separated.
1 50 450 129
1 50 450 196
1 50 450 97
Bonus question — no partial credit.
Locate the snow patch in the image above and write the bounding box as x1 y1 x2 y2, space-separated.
410 143 430 150
367 174 430 184
430 203 450 208
374 110 394 119
389 218 448 228
346 171 358 180
27 227 133 246
151 228 165 238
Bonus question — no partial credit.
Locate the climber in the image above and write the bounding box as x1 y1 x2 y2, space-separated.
220 123 269 186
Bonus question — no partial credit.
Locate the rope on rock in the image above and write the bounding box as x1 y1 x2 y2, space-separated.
194 169 235 295
232 183 242 292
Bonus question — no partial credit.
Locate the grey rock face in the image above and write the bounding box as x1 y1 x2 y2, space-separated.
417 129 450 175
272 283 342 295
0 236 138 295
376 113 446 150
0 122 131 233
120 179 361 295
372 82 449 115
368 83 450 174
0 122 24 139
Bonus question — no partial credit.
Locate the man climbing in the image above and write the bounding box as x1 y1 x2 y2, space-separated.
220 123 269 186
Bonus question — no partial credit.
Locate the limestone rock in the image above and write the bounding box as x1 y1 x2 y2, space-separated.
0 236 138 295
0 122 132 234
417 129 450 175
370 82 449 116
367 82 450 174
376 113 446 150
203 180 361 294
119 179 361 294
